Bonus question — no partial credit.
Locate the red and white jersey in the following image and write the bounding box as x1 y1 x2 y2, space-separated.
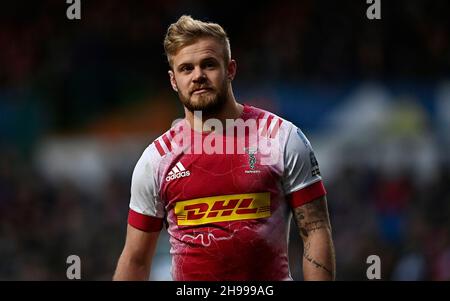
128 104 326 280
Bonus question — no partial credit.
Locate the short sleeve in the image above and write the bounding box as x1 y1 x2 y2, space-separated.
283 125 327 208
128 144 165 232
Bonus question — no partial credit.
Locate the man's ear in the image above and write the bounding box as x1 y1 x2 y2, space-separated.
168 70 178 92
227 59 237 81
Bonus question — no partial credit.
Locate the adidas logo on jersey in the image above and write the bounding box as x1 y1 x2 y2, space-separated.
166 162 190 182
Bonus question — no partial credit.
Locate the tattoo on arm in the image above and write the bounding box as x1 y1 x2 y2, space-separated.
293 197 335 278
303 242 333 276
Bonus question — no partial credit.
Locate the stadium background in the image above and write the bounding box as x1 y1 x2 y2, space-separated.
1 0 449 280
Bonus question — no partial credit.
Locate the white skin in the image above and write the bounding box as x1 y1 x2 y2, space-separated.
168 37 243 131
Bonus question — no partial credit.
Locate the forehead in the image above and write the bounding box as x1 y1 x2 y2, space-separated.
172 38 224 66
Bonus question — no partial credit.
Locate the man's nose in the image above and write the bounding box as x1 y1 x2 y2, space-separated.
192 67 206 83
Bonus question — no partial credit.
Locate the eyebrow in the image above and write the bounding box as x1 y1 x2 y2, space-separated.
176 63 192 71
201 57 219 64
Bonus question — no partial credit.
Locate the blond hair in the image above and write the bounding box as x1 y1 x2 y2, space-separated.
164 15 231 68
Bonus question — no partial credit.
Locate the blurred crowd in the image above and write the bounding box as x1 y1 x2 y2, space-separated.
1 0 450 280
328 164 450 280
1 145 449 280
0 147 130 280
1 0 449 131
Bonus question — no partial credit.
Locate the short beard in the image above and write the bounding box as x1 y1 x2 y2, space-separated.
179 82 228 116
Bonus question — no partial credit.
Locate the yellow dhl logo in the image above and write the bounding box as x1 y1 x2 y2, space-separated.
174 192 271 226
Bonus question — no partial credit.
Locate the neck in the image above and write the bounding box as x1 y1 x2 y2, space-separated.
184 90 243 132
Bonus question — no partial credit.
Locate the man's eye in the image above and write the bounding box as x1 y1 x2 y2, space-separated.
180 66 192 72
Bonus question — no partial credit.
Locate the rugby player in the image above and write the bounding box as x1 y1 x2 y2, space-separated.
113 15 335 281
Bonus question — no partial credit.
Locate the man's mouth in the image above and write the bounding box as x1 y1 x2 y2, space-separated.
192 88 211 95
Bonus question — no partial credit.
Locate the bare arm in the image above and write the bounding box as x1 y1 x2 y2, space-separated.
113 225 160 281
292 195 336 280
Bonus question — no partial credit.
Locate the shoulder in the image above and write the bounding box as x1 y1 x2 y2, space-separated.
148 119 187 158
243 104 296 140
244 105 316 164
132 120 186 180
